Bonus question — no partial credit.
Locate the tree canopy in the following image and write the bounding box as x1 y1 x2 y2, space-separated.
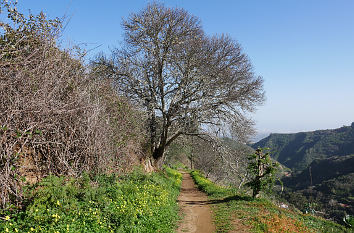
94 3 264 166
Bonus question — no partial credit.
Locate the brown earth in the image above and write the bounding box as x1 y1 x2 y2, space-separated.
177 172 216 233
229 218 251 233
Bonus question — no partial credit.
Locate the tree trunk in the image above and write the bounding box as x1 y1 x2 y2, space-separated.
152 146 165 169
252 177 261 198
142 156 155 173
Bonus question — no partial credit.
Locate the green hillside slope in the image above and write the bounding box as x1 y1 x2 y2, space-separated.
190 170 353 232
252 123 354 171
281 155 354 225
283 155 354 189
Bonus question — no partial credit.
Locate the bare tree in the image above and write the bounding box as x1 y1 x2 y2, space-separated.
94 3 264 167
192 136 253 187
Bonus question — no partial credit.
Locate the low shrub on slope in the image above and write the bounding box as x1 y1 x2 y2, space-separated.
0 168 182 232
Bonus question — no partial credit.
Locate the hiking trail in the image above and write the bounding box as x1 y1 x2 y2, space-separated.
177 171 216 233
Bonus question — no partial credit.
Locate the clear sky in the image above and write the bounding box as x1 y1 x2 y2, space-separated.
8 0 354 137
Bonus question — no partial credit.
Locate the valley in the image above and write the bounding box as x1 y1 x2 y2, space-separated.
252 123 354 226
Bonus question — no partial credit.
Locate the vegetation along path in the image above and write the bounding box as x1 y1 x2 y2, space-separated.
177 171 216 233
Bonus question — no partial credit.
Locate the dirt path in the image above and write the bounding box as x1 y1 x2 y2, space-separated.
177 172 216 233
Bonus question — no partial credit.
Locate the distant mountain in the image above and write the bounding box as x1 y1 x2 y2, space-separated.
250 132 271 144
252 123 354 172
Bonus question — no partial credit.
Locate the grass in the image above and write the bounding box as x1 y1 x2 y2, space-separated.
0 167 182 233
170 162 188 170
190 170 352 233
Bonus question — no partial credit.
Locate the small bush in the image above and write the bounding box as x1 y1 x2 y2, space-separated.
190 170 233 197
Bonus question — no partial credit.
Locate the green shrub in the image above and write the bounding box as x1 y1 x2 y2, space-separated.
344 215 354 230
246 148 280 198
169 162 188 171
0 168 182 232
190 170 234 197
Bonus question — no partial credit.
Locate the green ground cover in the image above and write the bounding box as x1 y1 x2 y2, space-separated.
0 167 182 233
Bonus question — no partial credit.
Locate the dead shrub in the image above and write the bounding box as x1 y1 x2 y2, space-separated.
0 1 145 208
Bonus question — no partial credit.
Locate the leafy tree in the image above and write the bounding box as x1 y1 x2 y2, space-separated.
246 148 279 198
94 3 264 167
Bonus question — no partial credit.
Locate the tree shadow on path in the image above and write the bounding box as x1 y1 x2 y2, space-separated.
178 195 253 206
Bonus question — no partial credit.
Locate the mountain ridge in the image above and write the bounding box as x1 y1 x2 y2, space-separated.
252 122 354 171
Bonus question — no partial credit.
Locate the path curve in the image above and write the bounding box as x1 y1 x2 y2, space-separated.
177 171 216 233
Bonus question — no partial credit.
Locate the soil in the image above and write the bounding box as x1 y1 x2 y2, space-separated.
229 218 251 233
177 172 216 233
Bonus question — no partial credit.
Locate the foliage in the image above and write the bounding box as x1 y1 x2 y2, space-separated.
0 168 182 232
164 138 193 168
190 170 233 197
190 170 351 233
246 148 280 198
281 155 354 225
169 162 188 171
0 0 145 208
252 123 354 171
253 124 354 226
94 2 264 166
284 154 354 189
344 215 354 230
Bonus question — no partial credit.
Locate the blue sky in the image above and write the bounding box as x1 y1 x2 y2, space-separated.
8 0 354 136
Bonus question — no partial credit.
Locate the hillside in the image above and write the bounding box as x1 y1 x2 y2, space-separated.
190 170 352 232
281 155 354 224
283 154 354 189
252 123 354 171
